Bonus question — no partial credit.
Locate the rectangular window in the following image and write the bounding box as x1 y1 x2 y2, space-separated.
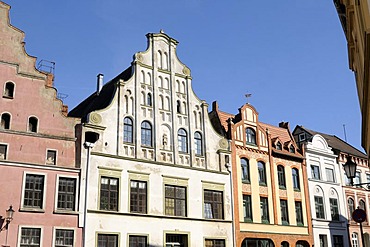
311 165 321 180
23 174 45 209
55 229 74 247
97 234 118 247
20 227 41 247
166 234 187 247
205 239 226 247
165 185 186 216
280 199 289 225
129 235 147 247
57 177 76 211
325 168 335 182
315 196 325 219
295 201 304 225
330 198 339 221
319 234 328 247
355 171 361 186
260 197 269 223
333 235 344 247
100 177 119 211
46 150 57 165
0 144 7 160
204 190 224 219
299 133 305 141
243 195 252 222
130 180 147 213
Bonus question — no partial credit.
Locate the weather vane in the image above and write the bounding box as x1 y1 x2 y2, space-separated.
245 93 252 104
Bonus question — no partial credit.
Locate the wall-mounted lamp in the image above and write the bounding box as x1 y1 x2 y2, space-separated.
1 205 15 247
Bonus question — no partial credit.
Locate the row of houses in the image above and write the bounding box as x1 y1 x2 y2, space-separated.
0 2 369 247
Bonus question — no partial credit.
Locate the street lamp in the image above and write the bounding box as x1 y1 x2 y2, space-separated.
1 205 15 247
343 155 357 186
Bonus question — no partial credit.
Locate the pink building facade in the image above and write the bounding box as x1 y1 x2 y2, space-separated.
0 2 81 247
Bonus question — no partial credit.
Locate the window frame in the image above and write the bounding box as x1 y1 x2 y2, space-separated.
140 121 152 147
333 235 344 247
325 168 335 182
329 198 340 221
277 165 286 189
0 143 8 160
194 131 203 156
164 184 187 217
130 180 147 214
21 172 46 211
292 168 300 190
280 199 289 225
28 116 39 133
245 127 256 145
314 196 325 219
55 175 78 212
241 158 250 183
243 194 252 222
311 165 321 180
3 81 15 99
97 233 119 247
295 201 304 225
0 112 11 130
177 128 188 153
348 198 355 220
258 161 267 186
123 117 134 143
205 239 226 247
99 176 119 211
19 226 42 247
128 235 148 247
260 197 269 224
46 149 57 166
53 227 75 247
204 190 224 219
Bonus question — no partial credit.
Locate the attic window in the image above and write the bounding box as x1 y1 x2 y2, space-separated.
28 116 38 133
289 145 295 153
3 82 14 98
1 113 10 129
276 142 282 150
299 133 305 142
246 128 256 145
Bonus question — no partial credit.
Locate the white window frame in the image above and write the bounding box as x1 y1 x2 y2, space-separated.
18 225 43 247
46 149 58 166
52 227 76 247
54 174 79 212
0 142 8 160
27 115 39 133
3 80 16 99
21 172 47 211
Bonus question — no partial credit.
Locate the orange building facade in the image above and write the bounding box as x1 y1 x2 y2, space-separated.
210 102 313 247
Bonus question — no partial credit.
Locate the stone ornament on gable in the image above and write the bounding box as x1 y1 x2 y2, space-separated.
135 53 143 62
182 66 190 76
89 112 102 125
219 139 228 149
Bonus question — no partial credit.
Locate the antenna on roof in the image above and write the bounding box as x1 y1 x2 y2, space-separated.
343 124 347 142
245 93 252 104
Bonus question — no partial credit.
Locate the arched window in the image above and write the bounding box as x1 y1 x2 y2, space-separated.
258 161 266 185
246 128 256 145
123 117 133 143
292 168 300 190
241 158 250 183
289 145 295 153
147 93 152 106
277 165 286 189
1 113 10 129
276 141 282 150
281 241 289 247
158 50 163 69
296 241 309 247
141 121 152 147
194 132 202 155
28 116 38 133
348 198 355 219
4 82 14 98
178 128 188 153
359 199 366 215
352 233 359 247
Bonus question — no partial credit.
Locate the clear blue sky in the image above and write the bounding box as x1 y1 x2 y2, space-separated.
4 1 363 151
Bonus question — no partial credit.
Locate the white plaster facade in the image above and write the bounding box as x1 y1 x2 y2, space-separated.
305 134 349 247
73 32 232 247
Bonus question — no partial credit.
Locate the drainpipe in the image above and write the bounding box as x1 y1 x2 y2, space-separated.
226 156 236 247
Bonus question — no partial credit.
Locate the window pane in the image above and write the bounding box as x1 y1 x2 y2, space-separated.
24 174 44 209
100 177 119 211
129 235 147 247
55 229 74 247
130 180 147 213
57 177 76 211
204 190 223 219
165 185 186 216
98 234 118 247
20 228 41 247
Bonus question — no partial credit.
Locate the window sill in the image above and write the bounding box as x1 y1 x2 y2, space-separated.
2 95 13 99
54 210 79 215
123 142 134 145
259 183 267 187
261 220 270 224
294 188 301 192
243 218 253 223
195 154 204 157
242 180 250 184
279 186 286 190
141 145 154 149
282 222 289 226
20 208 45 213
296 223 304 226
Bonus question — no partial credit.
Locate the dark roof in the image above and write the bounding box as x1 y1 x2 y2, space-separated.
297 126 367 158
69 66 133 120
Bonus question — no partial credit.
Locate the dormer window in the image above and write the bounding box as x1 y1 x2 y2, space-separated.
276 141 282 150
1 113 10 129
3 82 14 98
246 128 256 145
28 116 38 133
289 145 295 153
